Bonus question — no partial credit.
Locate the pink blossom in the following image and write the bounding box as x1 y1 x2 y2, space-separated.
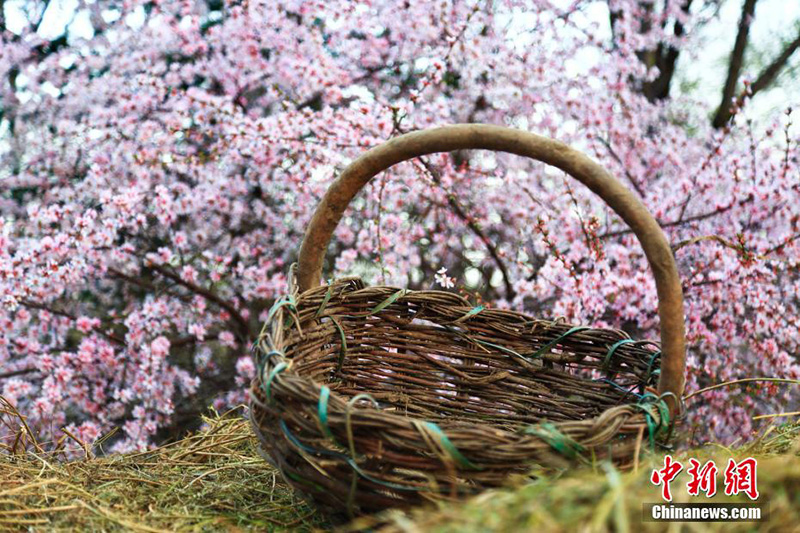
234 356 256 386
434 268 456 289
75 316 99 334
150 336 171 359
76 421 102 443
188 323 206 341
2 378 33 406
219 331 237 348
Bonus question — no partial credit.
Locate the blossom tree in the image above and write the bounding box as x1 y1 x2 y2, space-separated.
1 0 799 451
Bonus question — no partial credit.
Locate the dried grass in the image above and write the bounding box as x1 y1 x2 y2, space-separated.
0 406 328 532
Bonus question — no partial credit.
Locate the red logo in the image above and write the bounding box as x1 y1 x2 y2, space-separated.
650 455 683 502
651 456 758 501
723 458 759 500
686 458 718 497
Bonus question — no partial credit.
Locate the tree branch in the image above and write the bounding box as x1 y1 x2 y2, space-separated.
599 195 755 240
713 0 758 129
0 0 7 33
416 158 516 300
0 367 37 380
19 299 126 346
147 263 252 341
749 30 800 96
594 136 647 198
609 0 694 101
644 0 694 101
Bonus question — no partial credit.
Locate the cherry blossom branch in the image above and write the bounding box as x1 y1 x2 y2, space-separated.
0 367 36 380
107 267 192 303
416 157 516 299
19 300 126 346
147 263 252 341
600 205 730 239
673 232 800 260
594 136 646 198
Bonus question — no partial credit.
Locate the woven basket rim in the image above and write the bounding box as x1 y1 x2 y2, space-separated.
251 275 679 444
254 355 664 438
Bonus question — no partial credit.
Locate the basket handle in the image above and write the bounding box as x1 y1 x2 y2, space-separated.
296 124 686 414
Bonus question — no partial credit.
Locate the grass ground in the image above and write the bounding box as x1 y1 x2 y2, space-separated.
0 413 328 532
1 410 798 532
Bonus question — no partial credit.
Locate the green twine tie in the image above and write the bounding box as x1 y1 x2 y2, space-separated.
453 305 485 323
530 326 590 359
370 289 408 314
263 362 288 404
422 422 482 471
472 338 526 359
256 349 283 379
317 386 338 443
603 339 635 372
267 295 296 323
641 351 662 393
329 316 348 372
279 420 428 493
442 325 527 361
634 393 671 450
524 422 585 459
315 286 334 318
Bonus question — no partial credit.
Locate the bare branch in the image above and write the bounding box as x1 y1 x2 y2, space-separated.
749 31 800 96
645 0 694 101
713 0 758 129
0 0 7 33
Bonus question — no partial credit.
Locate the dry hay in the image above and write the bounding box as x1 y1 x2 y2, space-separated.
0 406 327 532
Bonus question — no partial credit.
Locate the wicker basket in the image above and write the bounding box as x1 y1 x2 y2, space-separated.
250 124 687 517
